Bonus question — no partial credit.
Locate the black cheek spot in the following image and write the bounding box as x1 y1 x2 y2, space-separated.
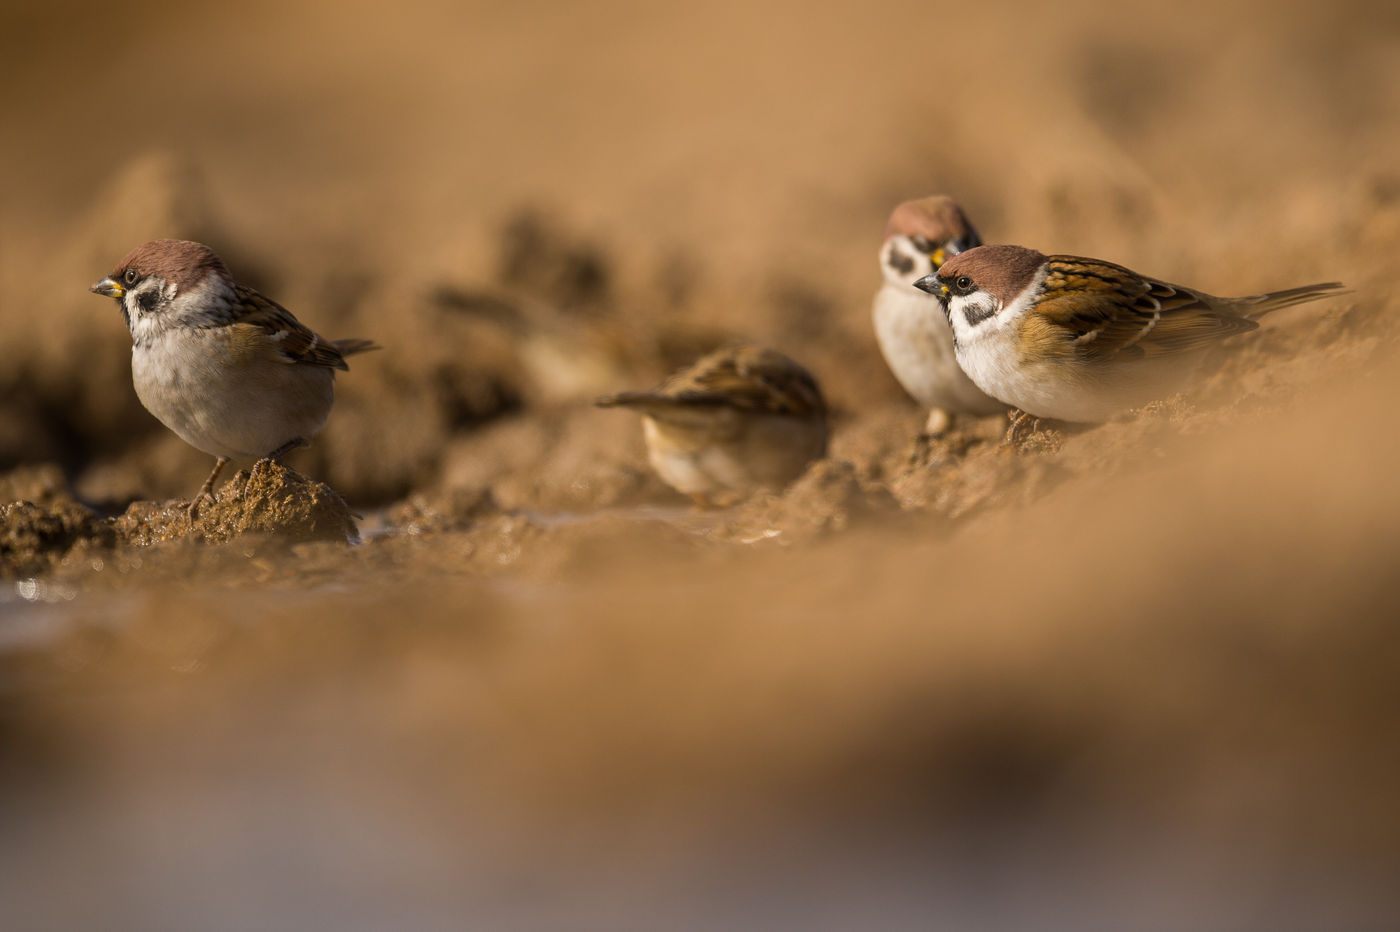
136 289 160 313
888 250 915 276
963 302 996 327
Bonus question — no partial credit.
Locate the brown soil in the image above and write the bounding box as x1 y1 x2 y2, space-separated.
2 0 1400 926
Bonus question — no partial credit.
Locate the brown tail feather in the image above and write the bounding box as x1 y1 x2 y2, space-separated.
596 392 741 432
332 338 381 357
596 390 737 410
1241 282 1348 319
595 391 655 410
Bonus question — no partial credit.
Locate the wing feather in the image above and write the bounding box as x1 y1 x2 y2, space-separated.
226 284 377 370
1041 257 1258 361
597 346 826 418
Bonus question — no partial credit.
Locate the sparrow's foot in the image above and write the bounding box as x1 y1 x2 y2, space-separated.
188 456 230 519
1004 410 1064 454
922 407 952 438
1016 425 1064 455
1003 409 1032 446
186 493 211 520
250 439 303 486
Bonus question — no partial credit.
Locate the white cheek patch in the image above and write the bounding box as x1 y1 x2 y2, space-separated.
947 294 1001 347
881 237 933 288
948 265 1049 350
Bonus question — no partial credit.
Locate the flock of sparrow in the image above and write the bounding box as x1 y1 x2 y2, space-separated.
89 196 1345 514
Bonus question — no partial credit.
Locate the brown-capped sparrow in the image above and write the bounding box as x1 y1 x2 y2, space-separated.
596 345 828 507
90 239 378 515
914 244 1345 422
874 196 1003 431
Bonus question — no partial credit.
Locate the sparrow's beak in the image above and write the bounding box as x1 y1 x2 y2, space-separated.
912 273 947 298
90 277 124 299
928 246 947 269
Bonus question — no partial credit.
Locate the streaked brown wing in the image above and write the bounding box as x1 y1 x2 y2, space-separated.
662 346 826 417
231 284 349 370
1041 257 1256 361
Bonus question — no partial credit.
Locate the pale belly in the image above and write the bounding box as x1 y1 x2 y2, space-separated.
956 325 1199 423
132 332 335 459
872 285 1002 414
642 413 825 500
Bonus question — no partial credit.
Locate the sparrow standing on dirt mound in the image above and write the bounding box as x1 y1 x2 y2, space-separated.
596 346 828 508
873 196 1003 433
91 239 378 515
915 244 1345 423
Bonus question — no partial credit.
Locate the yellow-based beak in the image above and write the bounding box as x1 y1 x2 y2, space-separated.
90 277 124 299
929 246 947 269
912 273 948 298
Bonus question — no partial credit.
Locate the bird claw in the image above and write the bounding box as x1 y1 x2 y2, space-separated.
186 490 216 520
1004 409 1063 454
1003 409 1033 446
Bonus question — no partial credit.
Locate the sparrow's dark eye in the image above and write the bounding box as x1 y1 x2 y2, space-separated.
909 235 934 253
123 269 139 285
947 275 977 296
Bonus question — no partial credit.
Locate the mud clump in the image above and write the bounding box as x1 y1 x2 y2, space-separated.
721 459 900 544
1 500 116 579
1 464 115 578
115 462 359 547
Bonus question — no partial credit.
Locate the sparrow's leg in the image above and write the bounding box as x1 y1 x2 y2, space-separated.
251 438 306 481
188 456 230 518
922 407 952 438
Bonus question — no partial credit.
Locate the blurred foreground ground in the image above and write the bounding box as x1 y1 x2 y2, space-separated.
2 0 1400 928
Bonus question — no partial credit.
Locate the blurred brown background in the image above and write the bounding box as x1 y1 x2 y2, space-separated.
3 0 1400 927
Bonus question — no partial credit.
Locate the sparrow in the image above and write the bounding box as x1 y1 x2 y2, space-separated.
596 346 828 508
873 196 1003 430
914 244 1345 422
90 239 378 515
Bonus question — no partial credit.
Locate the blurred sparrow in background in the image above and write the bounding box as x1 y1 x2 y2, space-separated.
873 196 1003 433
915 244 1344 423
91 239 378 515
597 346 828 508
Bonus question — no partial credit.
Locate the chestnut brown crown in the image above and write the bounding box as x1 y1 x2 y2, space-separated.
109 239 232 292
937 244 1048 302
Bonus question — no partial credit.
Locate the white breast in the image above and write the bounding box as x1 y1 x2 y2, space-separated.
945 267 1063 416
131 329 335 459
872 283 1002 414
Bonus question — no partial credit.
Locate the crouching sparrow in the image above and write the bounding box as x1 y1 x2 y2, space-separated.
915 244 1345 422
873 196 1003 432
596 346 828 507
91 239 378 515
